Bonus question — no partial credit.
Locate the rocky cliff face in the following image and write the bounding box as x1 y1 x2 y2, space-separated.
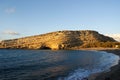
0 30 116 50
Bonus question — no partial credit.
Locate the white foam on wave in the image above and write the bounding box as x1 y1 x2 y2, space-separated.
58 51 119 80
58 68 107 80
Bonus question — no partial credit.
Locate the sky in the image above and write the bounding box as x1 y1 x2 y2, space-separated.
0 0 120 40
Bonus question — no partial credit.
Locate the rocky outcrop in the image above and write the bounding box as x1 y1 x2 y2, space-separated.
0 30 116 50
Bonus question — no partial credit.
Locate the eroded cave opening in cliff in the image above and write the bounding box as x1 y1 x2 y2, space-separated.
40 46 51 50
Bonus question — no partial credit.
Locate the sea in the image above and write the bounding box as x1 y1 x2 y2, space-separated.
0 49 119 80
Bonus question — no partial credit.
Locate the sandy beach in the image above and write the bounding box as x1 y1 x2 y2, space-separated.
93 49 120 80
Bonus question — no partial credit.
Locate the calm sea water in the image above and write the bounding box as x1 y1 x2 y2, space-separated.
0 50 119 80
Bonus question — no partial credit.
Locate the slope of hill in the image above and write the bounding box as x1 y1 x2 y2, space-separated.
0 30 116 50
106 34 120 42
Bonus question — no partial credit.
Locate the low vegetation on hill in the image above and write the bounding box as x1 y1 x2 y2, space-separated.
0 30 119 50
74 42 120 48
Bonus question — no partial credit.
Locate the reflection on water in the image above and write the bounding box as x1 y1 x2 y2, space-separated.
0 50 119 80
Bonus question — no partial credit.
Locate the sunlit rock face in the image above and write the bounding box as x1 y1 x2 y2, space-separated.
0 30 116 50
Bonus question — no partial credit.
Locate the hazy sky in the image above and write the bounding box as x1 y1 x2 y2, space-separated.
0 0 120 40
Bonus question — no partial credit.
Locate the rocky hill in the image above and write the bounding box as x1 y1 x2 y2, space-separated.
0 30 116 50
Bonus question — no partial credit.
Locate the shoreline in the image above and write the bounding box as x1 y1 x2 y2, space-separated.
87 49 120 80
0 48 120 80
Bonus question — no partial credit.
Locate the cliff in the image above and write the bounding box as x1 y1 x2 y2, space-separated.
0 30 116 50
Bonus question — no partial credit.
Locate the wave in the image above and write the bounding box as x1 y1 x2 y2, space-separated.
58 52 119 80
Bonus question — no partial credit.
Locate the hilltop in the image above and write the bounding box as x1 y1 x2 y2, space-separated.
0 30 117 50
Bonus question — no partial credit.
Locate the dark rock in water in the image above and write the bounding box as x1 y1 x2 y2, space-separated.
0 30 116 50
